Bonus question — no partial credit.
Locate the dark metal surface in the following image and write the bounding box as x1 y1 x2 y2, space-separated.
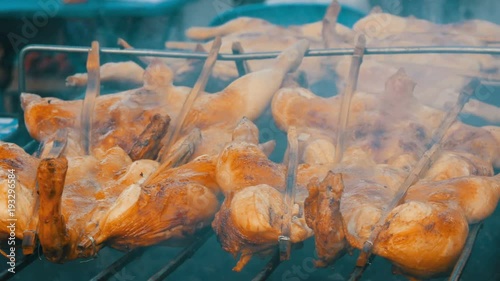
0 253 38 281
251 250 281 281
89 248 145 281
147 230 212 281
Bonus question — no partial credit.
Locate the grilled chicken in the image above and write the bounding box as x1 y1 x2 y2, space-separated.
307 132 499 277
2 114 284 263
273 69 450 166
327 9 500 123
0 140 220 262
0 142 160 262
87 154 219 252
213 118 335 271
0 142 40 239
354 11 500 45
23 40 310 159
287 68 500 278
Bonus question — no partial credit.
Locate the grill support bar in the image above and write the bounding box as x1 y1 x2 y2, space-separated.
147 230 212 281
89 248 145 281
17 45 500 93
0 253 38 280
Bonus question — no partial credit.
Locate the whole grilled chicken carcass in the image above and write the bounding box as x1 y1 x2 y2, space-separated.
334 58 500 124
23 39 310 159
89 118 266 252
8 143 218 263
85 153 219 252
306 126 500 277
291 69 500 277
327 10 500 123
354 11 500 45
0 141 160 262
273 68 449 166
213 119 335 271
0 142 40 240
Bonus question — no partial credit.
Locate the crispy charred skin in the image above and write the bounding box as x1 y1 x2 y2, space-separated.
89 156 220 250
37 158 71 263
304 172 347 267
128 114 171 161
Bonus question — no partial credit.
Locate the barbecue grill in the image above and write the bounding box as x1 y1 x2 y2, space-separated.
1 2 500 281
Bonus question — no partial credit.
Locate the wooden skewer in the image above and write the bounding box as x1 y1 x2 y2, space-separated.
38 129 68 159
353 78 479 271
279 126 299 261
128 114 171 161
322 0 341 49
333 34 366 164
80 41 100 155
117 38 150 68
156 36 222 163
231 41 250 76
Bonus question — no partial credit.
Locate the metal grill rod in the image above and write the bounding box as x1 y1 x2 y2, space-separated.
0 251 38 280
147 230 212 281
89 248 145 281
251 250 281 281
17 45 500 93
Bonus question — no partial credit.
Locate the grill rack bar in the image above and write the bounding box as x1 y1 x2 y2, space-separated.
89 247 145 281
5 43 500 281
0 252 38 281
17 44 500 93
147 230 212 281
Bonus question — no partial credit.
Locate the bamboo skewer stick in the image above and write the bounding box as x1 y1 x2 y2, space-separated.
146 128 202 186
117 38 151 68
279 126 299 261
231 42 250 76
80 41 101 155
333 34 366 164
157 36 222 163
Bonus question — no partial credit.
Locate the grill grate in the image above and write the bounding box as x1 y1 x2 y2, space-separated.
1 43 499 281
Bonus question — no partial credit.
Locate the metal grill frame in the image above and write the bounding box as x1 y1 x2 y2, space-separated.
1 43 500 281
